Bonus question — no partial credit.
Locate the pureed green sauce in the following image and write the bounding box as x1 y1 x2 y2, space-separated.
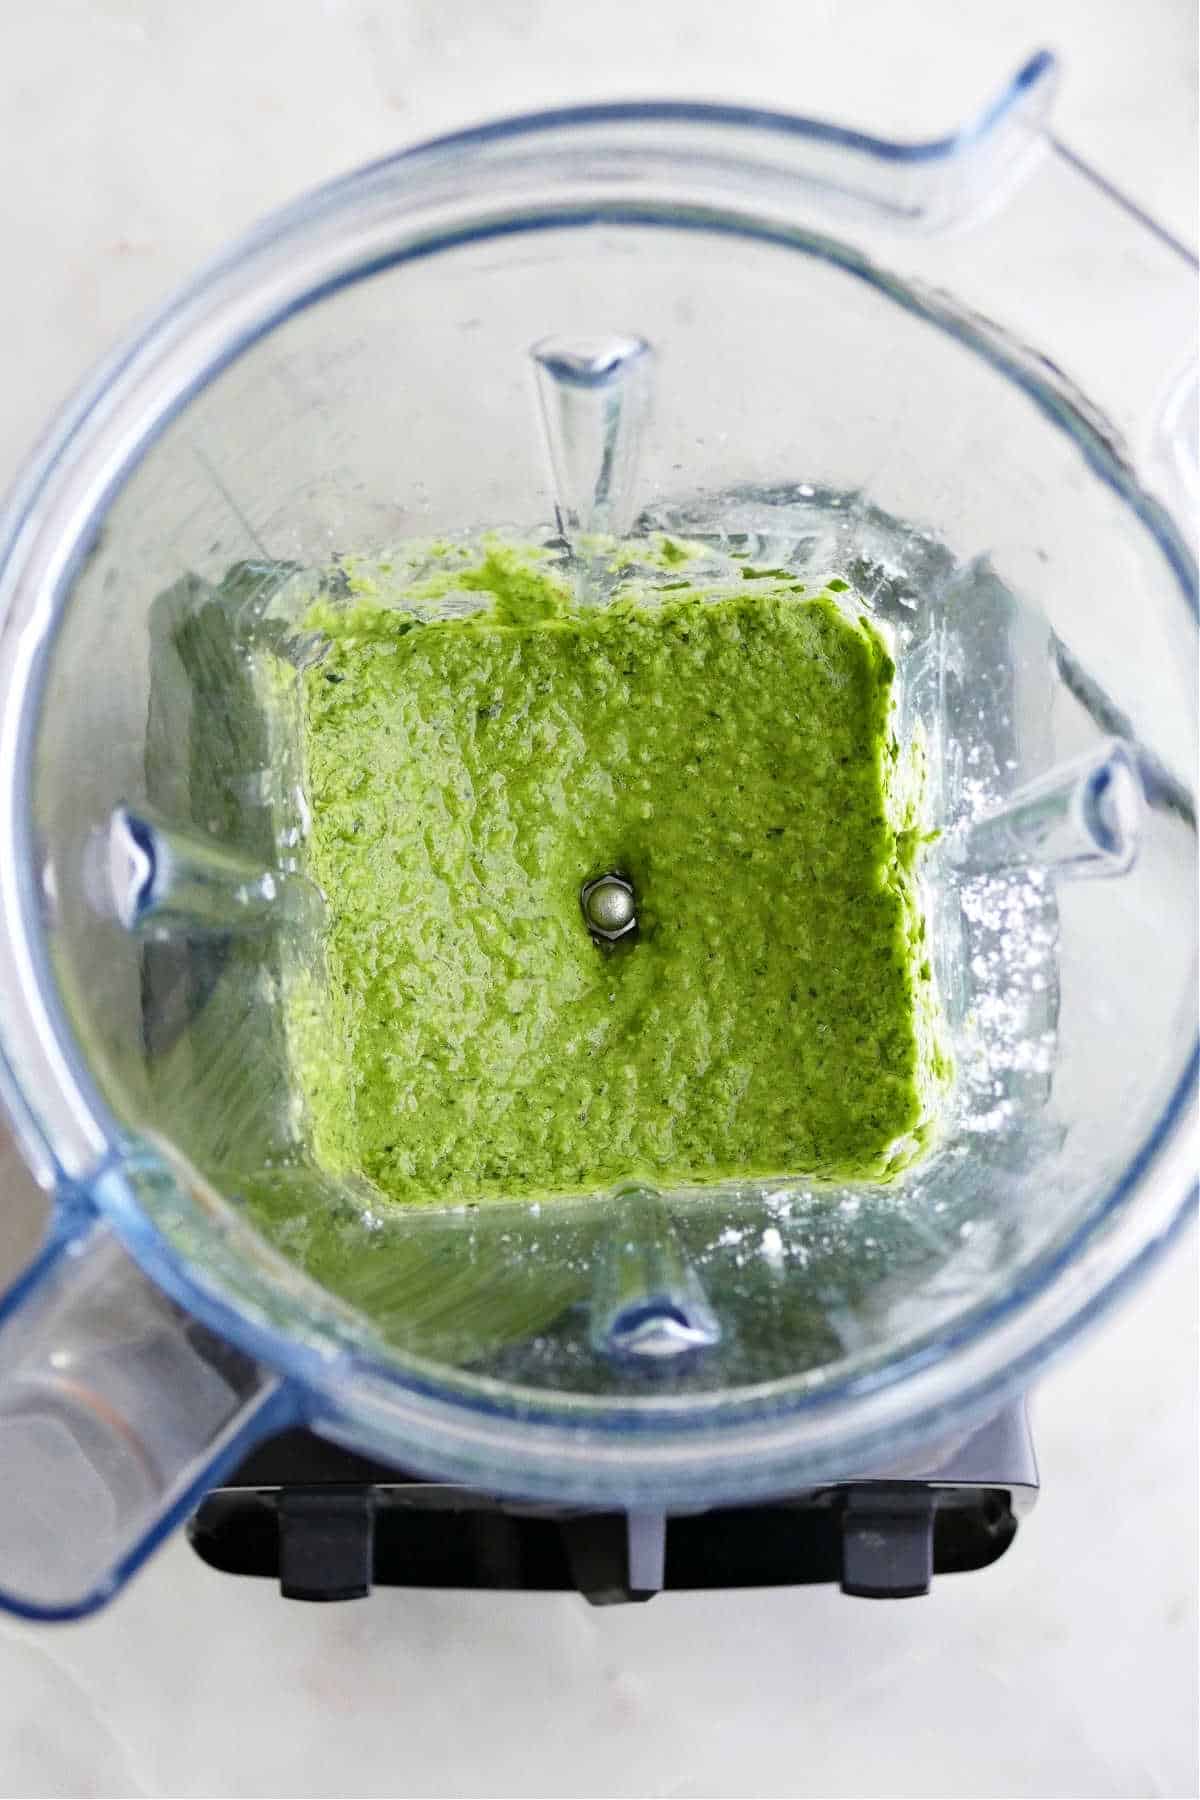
293 544 942 1206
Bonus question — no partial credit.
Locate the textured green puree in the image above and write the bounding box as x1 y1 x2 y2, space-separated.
294 548 937 1205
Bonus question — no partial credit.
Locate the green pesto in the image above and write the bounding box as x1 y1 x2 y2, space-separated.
295 551 939 1206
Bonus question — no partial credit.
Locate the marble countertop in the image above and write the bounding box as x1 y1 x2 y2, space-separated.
0 1 1195 1794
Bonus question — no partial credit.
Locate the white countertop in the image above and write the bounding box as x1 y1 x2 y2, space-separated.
0 2 1195 1794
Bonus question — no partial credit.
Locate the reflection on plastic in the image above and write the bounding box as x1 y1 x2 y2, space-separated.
532 335 654 546
947 739 1143 880
103 805 322 937
591 1188 721 1362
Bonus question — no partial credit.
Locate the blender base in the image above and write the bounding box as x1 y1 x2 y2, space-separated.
186 1402 1037 1605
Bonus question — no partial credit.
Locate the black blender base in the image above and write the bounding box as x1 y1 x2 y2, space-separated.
187 1402 1037 1604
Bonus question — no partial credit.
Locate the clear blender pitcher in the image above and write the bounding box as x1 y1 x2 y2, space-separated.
0 51 1194 1617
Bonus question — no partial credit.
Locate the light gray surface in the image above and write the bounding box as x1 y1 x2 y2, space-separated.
0 2 1196 1795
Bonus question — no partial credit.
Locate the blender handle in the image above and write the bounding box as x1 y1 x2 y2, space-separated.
0 1201 296 1619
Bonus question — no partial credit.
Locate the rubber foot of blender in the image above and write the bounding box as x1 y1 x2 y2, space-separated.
278 1489 375 1602
840 1487 935 1599
560 1511 665 1605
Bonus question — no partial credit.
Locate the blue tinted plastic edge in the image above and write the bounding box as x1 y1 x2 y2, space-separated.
357 50 1059 171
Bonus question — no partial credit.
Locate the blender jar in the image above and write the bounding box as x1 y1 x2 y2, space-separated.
0 52 1194 1617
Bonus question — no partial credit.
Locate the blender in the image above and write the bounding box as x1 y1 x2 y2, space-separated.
0 51 1194 1615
